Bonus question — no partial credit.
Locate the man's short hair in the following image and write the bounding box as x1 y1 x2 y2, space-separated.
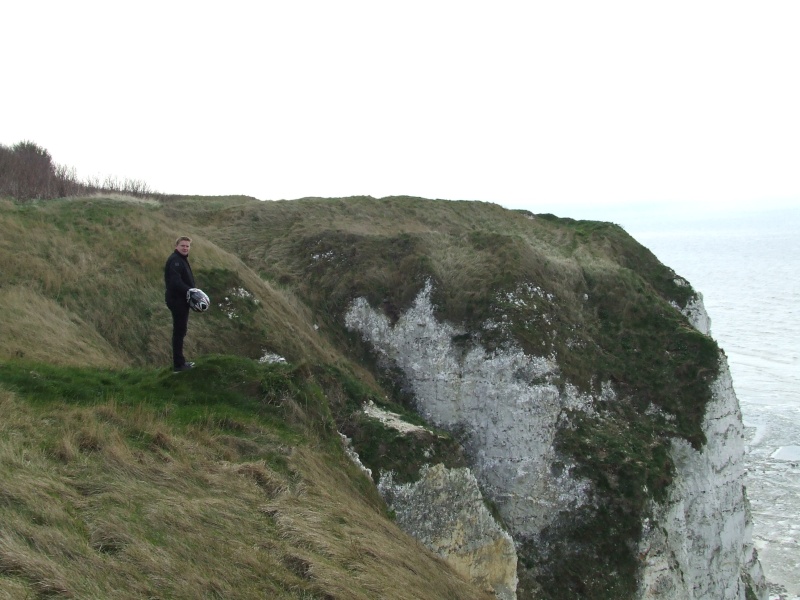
175 236 192 246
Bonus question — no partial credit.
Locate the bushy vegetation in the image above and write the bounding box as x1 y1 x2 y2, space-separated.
0 140 158 201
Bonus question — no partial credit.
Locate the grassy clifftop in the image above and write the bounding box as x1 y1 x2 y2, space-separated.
181 195 713 444
0 193 718 599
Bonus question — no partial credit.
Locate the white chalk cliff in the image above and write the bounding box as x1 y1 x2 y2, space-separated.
345 282 767 600
637 292 766 599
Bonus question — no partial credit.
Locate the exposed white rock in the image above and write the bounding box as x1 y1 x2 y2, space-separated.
672 281 711 335
345 282 592 538
218 286 259 319
638 354 766 598
637 297 767 599
362 400 428 434
258 351 287 364
351 396 518 598
338 432 373 480
379 464 518 600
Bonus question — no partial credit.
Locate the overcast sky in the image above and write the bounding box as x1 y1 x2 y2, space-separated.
3 1 799 219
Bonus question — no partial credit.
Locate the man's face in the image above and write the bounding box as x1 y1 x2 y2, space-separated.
176 240 191 256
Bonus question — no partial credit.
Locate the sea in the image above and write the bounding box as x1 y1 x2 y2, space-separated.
617 205 800 599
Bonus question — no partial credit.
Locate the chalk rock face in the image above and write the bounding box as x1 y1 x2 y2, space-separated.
379 464 518 600
345 282 592 542
673 282 712 335
637 304 766 599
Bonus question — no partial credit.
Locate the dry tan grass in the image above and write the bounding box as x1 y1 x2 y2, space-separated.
0 388 491 599
265 447 493 600
192 240 342 365
0 285 127 367
85 192 161 206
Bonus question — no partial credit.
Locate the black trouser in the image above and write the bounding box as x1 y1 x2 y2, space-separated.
167 300 190 368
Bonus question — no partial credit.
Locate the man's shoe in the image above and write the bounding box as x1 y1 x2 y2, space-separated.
173 363 193 373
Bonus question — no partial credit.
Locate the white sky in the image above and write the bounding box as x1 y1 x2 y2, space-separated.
3 1 800 219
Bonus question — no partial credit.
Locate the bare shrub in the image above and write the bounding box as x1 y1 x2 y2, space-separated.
54 163 87 198
0 141 57 200
0 140 161 201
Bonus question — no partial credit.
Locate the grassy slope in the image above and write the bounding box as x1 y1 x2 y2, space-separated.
0 194 720 599
0 355 491 600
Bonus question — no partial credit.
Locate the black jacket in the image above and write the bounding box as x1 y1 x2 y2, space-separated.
164 250 195 306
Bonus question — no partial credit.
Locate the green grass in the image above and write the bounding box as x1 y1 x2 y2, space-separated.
0 356 316 446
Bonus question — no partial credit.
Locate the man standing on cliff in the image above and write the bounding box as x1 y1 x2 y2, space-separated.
164 236 196 372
